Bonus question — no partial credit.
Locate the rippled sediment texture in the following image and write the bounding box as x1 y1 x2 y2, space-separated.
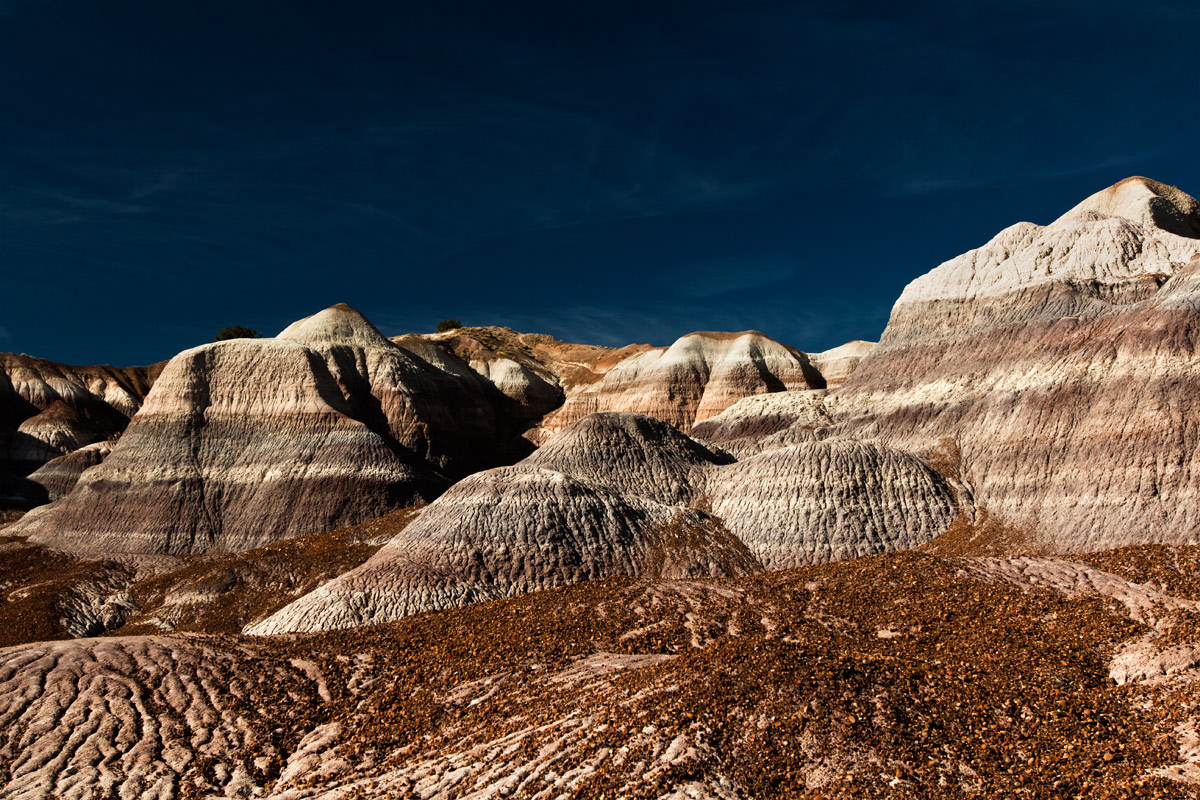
5 549 1200 798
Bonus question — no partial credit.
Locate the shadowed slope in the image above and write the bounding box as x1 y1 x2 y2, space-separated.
8 305 511 555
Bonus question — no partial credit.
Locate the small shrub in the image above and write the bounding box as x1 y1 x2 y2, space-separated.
213 325 263 342
436 319 463 333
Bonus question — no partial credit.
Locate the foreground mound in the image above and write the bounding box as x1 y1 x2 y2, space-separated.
249 464 761 634
708 440 957 569
3 549 1199 798
256 413 954 633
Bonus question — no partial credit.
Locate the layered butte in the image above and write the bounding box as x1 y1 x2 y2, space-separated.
254 412 953 634
9 305 515 554
537 330 825 439
837 176 1200 551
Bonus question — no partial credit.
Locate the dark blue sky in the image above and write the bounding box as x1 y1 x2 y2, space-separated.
3 0 1199 365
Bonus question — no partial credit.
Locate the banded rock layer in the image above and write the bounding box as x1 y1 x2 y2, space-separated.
538 330 824 439
807 340 876 389
837 177 1200 551
254 412 954 634
10 305 514 555
0 354 161 508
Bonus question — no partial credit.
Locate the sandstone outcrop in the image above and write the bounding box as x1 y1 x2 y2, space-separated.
8 305 515 555
0 354 160 508
836 177 1200 552
539 330 824 439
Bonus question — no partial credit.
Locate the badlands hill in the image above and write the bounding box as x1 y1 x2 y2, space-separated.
836 176 1200 551
6 305 519 554
2 315 851 555
253 412 954 634
537 330 826 440
5 175 1200 797
0 354 161 509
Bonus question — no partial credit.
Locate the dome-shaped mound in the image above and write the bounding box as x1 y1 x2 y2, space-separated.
525 412 732 505
690 391 834 457
248 464 761 634
707 440 956 570
277 302 396 349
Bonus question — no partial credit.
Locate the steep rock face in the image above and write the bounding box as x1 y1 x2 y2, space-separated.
807 340 876 388
690 390 835 457
837 177 1200 551
9 305 513 555
706 440 956 570
0 354 160 508
249 465 761 634
540 331 824 438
